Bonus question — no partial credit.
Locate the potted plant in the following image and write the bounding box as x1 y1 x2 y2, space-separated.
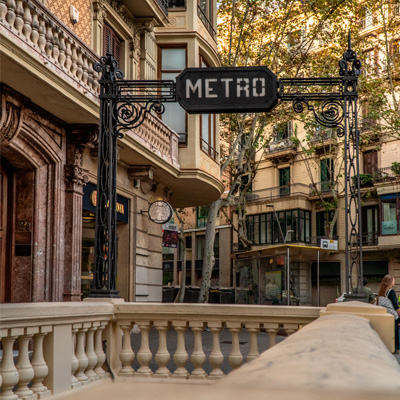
391 162 400 176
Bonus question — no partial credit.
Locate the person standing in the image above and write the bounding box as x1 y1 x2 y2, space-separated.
362 277 375 303
376 274 400 350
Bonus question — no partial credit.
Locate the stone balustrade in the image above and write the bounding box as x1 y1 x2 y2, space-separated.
0 302 114 398
0 0 99 97
1 301 397 400
108 302 321 380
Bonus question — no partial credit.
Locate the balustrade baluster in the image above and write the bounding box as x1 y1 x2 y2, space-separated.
189 322 207 379
52 28 60 64
37 16 46 53
75 326 89 382
5 0 16 28
30 8 39 47
45 23 53 58
208 322 224 379
0 0 7 20
76 48 83 81
22 2 32 41
65 38 72 73
154 321 170 378
31 327 51 396
227 322 243 370
264 323 279 348
87 57 94 90
15 330 36 399
171 322 188 379
14 0 22 33
82 54 89 85
70 46 78 77
94 323 107 378
284 323 298 336
245 323 260 362
119 322 134 376
58 32 66 68
0 331 21 400
136 321 153 377
71 327 80 388
84 324 98 381
92 69 99 92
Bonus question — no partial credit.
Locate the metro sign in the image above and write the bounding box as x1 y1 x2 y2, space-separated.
176 67 278 114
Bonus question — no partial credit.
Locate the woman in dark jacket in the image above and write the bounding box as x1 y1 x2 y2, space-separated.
377 274 400 350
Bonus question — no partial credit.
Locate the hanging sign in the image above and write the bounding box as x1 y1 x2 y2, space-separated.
175 66 278 114
148 200 173 224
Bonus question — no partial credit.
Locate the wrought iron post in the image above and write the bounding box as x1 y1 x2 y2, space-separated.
339 35 363 296
88 54 175 298
279 34 364 299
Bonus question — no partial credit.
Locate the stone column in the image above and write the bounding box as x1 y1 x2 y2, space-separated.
63 125 96 301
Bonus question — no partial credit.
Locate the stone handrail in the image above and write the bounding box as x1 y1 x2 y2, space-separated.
0 302 114 398
109 303 321 380
0 0 100 98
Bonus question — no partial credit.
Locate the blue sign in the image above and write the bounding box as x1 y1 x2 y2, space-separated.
83 182 129 223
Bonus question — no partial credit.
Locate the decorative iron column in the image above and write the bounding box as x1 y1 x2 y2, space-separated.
339 37 364 296
279 34 364 299
88 54 175 298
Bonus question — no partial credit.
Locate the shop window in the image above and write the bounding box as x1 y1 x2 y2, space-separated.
159 47 187 144
381 194 399 235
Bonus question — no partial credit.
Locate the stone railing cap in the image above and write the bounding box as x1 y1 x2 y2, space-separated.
325 301 388 315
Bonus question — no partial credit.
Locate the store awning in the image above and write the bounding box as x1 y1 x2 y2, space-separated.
235 243 338 260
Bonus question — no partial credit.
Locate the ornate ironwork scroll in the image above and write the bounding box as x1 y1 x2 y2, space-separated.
279 33 363 297
89 54 175 298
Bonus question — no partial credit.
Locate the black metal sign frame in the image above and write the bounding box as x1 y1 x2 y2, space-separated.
89 35 363 300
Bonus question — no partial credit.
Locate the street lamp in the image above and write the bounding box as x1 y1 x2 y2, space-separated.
285 230 294 306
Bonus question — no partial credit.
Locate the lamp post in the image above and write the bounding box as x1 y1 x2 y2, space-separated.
284 230 294 306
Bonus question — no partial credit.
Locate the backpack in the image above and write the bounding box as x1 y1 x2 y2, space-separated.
377 289 398 319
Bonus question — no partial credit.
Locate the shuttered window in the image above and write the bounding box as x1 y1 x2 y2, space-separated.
103 24 121 64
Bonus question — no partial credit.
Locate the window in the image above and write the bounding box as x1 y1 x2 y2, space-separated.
362 206 379 245
273 121 292 141
247 209 311 245
320 159 334 191
279 167 290 196
381 194 399 235
159 47 187 143
363 150 378 175
364 49 376 76
198 0 215 36
196 205 209 228
363 7 374 29
168 0 185 8
103 24 121 64
200 57 217 159
316 210 337 240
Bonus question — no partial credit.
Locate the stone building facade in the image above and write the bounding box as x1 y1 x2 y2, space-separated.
0 0 222 303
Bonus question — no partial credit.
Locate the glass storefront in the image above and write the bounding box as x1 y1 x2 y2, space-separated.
81 182 129 299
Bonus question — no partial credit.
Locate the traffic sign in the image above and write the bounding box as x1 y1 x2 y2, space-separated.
175 67 278 114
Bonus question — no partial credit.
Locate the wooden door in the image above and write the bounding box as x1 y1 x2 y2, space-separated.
363 150 378 175
0 163 8 302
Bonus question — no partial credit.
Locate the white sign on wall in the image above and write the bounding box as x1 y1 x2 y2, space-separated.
320 239 338 250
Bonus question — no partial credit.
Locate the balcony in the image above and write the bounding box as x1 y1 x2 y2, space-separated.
246 183 310 202
264 138 297 163
197 4 217 39
309 181 338 200
374 167 400 183
310 129 336 152
0 301 398 400
121 0 169 24
0 0 100 124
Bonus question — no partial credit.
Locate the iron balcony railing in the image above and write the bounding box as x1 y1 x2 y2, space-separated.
156 0 169 15
373 167 400 182
245 183 310 202
362 232 379 246
201 138 219 160
197 5 217 38
309 181 338 195
267 137 297 154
